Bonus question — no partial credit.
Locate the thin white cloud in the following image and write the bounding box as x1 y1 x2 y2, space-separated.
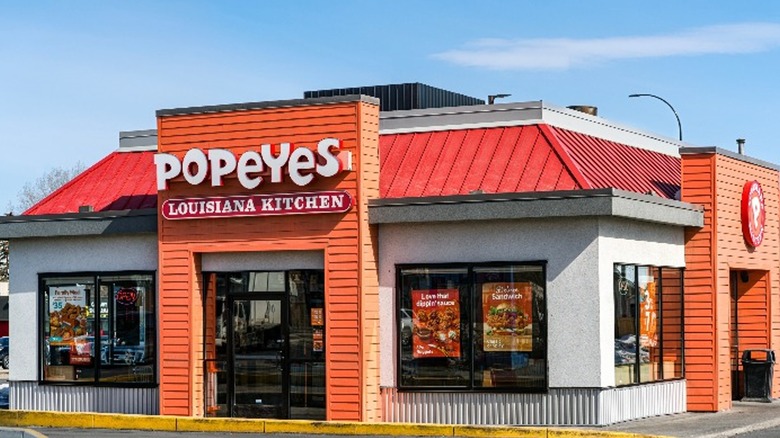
433 23 780 70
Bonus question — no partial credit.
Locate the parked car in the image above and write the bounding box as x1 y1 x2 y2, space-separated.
400 309 414 346
0 383 8 409
0 337 8 369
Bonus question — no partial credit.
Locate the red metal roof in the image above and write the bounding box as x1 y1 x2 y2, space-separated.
24 150 157 215
23 123 681 216
379 125 586 198
379 125 680 199
547 126 681 199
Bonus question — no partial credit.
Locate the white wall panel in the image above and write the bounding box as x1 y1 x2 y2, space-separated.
201 250 323 271
378 216 686 390
377 218 601 388
598 218 686 387
9 235 157 382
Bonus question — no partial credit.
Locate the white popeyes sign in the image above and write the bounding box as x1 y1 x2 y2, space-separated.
154 138 352 190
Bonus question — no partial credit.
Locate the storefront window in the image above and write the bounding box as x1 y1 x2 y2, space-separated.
398 263 547 391
614 264 683 386
41 272 156 385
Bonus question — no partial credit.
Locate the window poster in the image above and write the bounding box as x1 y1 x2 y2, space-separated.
310 307 324 327
411 289 461 358
640 279 658 349
312 328 324 352
482 282 533 352
49 285 89 342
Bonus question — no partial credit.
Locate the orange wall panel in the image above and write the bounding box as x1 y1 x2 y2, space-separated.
682 152 780 412
156 97 380 420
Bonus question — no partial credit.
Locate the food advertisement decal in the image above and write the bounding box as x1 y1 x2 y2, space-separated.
640 280 658 349
482 283 533 352
49 285 89 342
411 289 460 358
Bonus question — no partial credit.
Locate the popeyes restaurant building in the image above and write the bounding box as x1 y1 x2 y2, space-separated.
0 89 779 426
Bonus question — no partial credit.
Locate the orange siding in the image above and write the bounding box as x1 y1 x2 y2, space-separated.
682 152 780 412
681 154 718 411
357 102 381 421
156 99 380 420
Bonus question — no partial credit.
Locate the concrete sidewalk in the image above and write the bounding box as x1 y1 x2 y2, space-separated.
597 400 780 438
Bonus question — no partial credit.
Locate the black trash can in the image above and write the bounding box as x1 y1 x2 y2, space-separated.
742 349 775 402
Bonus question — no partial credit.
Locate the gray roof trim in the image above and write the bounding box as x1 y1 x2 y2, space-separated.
0 209 158 239
368 188 703 227
679 147 779 171
157 95 380 117
379 101 544 133
119 129 158 150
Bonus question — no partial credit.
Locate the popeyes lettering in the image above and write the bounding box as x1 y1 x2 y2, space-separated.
154 138 351 190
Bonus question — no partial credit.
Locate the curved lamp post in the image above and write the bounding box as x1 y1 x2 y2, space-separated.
628 93 683 141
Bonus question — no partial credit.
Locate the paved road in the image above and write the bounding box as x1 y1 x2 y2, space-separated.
734 425 780 438
34 429 243 437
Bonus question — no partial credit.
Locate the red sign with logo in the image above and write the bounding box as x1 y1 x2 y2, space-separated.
162 190 353 220
741 180 765 248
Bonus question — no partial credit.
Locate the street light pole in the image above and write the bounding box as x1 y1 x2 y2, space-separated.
628 93 683 142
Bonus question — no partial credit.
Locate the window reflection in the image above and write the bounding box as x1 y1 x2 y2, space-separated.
614 264 683 386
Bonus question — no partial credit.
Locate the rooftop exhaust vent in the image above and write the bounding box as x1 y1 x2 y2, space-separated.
304 83 485 112
567 105 598 116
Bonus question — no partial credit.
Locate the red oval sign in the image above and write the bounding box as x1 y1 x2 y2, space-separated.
741 180 765 248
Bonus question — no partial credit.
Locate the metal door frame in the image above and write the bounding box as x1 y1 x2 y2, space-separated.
730 270 741 400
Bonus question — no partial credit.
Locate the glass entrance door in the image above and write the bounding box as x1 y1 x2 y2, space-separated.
205 270 326 420
231 297 286 417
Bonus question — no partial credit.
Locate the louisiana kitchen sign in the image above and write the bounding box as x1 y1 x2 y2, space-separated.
162 190 353 220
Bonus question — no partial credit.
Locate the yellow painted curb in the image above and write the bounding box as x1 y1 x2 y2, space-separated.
14 410 93 428
91 412 177 431
547 429 669 438
0 410 20 427
177 417 265 433
453 425 547 437
265 419 358 434
263 420 455 436
351 422 453 436
0 410 670 438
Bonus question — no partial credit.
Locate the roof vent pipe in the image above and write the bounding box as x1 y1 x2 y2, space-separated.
737 138 745 154
567 105 598 116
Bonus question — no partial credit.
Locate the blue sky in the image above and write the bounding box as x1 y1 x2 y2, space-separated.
2 1 780 212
